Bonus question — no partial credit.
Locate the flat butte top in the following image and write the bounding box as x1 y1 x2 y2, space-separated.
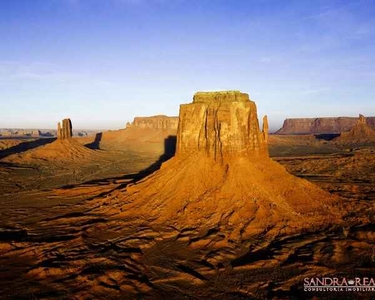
193 91 250 103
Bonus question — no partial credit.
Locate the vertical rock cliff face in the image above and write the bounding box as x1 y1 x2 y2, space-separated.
110 91 342 241
57 119 72 139
177 91 268 159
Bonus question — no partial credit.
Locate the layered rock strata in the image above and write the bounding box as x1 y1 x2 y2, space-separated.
177 91 268 159
276 116 375 135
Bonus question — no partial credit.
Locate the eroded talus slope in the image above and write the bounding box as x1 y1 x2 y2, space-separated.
1 92 370 300
4 138 100 164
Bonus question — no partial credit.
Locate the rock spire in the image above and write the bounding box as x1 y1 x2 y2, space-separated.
358 114 366 125
57 118 72 139
262 115 269 143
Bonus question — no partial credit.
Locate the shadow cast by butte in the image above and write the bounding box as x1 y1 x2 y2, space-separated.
85 132 103 150
0 138 56 160
61 135 177 191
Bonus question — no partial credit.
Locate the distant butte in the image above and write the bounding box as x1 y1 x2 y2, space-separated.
4 118 96 164
106 91 343 241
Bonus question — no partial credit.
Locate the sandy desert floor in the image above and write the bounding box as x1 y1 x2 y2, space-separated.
0 135 374 299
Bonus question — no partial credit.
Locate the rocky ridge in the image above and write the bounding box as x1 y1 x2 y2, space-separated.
276 116 375 135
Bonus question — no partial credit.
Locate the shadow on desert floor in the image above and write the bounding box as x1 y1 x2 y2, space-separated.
0 138 56 159
85 132 103 150
61 135 177 191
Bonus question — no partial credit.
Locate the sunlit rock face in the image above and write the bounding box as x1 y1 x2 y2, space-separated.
57 118 72 139
113 91 342 240
177 91 268 160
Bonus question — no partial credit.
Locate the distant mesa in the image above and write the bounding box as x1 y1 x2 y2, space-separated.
57 118 73 139
77 131 88 137
126 115 179 131
276 116 375 135
0 129 42 137
111 91 342 240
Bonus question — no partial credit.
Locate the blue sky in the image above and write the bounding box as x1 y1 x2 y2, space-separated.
0 0 374 131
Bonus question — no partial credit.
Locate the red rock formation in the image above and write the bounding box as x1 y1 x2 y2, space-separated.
109 91 342 241
336 114 375 144
177 91 268 159
29 130 41 137
276 116 375 135
127 115 178 131
358 114 366 125
4 138 98 163
4 118 100 164
57 118 72 139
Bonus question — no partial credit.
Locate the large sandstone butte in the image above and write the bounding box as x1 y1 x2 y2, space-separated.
57 118 73 139
276 116 375 135
112 91 342 240
177 91 268 159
